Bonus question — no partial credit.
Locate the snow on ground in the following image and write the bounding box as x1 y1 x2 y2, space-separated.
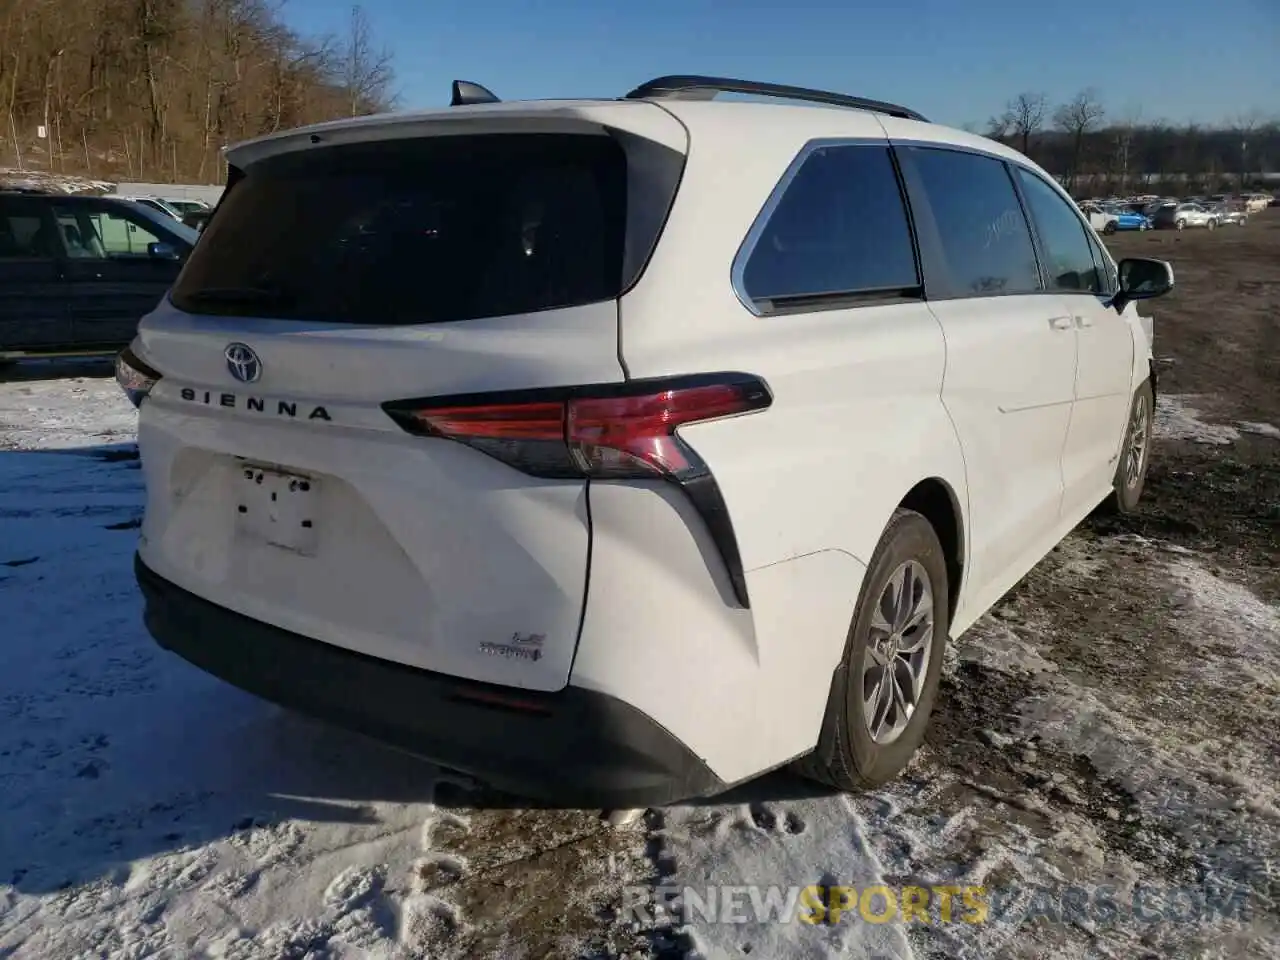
1153 393 1280 447
1154 394 1241 445
0 168 115 195
2 369 1277 959
0 385 451 957
1237 421 1280 440
648 797 913 959
0 370 644 959
0 362 137 450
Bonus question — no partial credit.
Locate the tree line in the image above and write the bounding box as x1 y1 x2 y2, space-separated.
0 0 395 183
1 6 1275 200
976 89 1279 197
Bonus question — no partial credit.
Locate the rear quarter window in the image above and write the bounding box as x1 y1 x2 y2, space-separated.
171 133 629 325
738 143 919 310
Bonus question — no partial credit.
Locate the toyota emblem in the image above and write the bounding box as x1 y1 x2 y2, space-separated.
225 343 261 383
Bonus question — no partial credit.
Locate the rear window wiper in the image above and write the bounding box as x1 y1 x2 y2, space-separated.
178 285 292 306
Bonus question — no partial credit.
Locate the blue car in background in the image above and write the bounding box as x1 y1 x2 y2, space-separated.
1101 204 1152 231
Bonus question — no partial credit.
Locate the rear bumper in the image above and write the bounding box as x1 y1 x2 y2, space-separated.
135 554 723 807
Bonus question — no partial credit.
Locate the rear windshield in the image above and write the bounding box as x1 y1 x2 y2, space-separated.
170 133 628 324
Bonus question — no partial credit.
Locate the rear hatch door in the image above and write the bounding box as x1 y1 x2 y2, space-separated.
135 106 687 690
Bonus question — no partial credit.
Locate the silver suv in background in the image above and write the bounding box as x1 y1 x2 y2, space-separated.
1205 201 1249 227
1152 202 1219 231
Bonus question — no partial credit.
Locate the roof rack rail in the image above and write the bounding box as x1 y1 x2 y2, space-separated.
623 74 927 123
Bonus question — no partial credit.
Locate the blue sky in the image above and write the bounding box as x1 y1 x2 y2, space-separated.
286 0 1279 128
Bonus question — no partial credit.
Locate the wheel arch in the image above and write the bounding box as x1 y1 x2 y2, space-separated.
899 477 965 622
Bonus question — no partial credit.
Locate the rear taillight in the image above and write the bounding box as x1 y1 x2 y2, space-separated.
115 347 163 408
383 373 773 608
383 374 771 482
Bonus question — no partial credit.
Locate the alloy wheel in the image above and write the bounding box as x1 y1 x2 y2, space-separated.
1125 391 1151 490
862 560 935 745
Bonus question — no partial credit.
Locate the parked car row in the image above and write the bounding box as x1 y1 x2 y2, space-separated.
1088 191 1275 212
1079 201 1153 234
1080 191 1273 234
114 193 215 232
1147 199 1251 231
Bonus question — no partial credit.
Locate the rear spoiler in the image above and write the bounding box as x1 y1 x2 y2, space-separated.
221 102 687 172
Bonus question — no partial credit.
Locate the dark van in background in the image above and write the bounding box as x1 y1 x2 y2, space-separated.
0 190 198 362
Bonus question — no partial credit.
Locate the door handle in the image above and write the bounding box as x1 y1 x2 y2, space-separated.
1048 316 1074 331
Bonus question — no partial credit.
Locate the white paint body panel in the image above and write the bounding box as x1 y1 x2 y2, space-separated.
927 295 1076 630
570 482 867 783
134 303 615 692
1060 293 1137 521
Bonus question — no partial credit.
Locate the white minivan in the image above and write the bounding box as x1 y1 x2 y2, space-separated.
117 76 1174 807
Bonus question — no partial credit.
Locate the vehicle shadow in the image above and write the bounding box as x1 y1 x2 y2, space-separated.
1 438 833 902
428 767 841 814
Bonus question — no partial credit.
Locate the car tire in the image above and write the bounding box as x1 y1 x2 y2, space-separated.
1103 221 1118 235
1175 219 1186 230
1104 380 1155 515
791 509 949 791
1207 219 1217 231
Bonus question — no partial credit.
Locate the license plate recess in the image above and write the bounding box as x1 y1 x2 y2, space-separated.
235 463 319 555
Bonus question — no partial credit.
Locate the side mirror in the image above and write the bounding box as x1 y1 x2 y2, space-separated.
1115 257 1174 311
147 241 179 260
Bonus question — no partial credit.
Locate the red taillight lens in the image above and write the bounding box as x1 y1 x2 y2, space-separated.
404 401 565 442
384 374 771 482
569 384 750 478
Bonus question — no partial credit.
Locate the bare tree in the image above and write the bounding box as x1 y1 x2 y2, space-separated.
998 92 1047 157
1232 109 1265 188
1054 88 1106 191
340 4 393 117
1111 106 1142 193
0 0 398 184
983 113 1011 142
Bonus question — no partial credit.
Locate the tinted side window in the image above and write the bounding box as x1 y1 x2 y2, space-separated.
1015 169 1104 295
1085 228 1118 294
903 147 1041 298
0 200 57 260
54 205 162 259
740 145 918 306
